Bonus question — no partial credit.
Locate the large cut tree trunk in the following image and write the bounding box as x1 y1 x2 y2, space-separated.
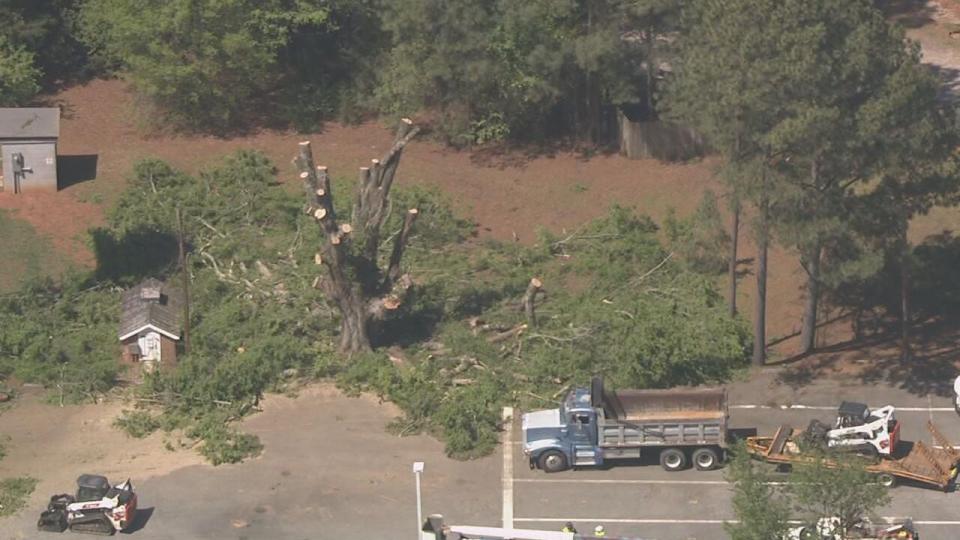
799 240 822 355
296 119 420 354
728 199 740 317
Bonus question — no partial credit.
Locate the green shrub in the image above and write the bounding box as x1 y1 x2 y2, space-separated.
0 476 37 517
114 410 161 439
188 414 262 466
433 377 504 459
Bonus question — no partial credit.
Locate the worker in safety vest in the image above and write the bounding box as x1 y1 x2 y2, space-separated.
594 524 607 537
561 522 577 533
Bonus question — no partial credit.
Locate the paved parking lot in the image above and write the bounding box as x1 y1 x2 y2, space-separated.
505 383 960 540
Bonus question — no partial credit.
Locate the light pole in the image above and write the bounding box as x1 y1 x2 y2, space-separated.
413 461 425 540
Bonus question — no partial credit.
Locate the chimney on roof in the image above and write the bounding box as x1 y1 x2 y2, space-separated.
141 286 162 302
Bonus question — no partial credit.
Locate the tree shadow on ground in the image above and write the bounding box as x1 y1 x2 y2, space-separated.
927 65 960 104
775 232 960 396
90 227 178 284
774 322 960 396
881 0 936 29
467 138 620 170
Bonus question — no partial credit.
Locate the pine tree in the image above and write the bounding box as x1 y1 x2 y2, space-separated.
664 0 794 365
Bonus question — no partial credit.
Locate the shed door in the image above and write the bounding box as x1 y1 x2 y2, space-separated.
139 332 162 361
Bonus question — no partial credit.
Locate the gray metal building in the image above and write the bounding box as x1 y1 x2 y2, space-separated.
0 107 60 193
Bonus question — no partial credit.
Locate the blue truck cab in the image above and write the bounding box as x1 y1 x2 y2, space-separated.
522 377 728 473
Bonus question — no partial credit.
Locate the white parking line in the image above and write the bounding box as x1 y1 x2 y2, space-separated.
731 404 956 412
515 478 790 486
516 518 729 524
515 518 960 526
515 478 729 485
502 406 514 530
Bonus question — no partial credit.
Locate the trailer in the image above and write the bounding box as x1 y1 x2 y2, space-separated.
523 377 728 472
746 420 960 490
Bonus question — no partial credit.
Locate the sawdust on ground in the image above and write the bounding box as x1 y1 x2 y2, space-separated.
0 386 205 506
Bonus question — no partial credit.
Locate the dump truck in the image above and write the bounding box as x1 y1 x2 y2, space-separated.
747 420 960 490
523 377 728 472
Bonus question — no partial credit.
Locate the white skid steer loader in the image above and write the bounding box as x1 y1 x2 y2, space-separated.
37 475 137 535
805 401 900 458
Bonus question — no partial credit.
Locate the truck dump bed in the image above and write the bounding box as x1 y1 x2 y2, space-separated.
747 421 960 490
604 387 727 422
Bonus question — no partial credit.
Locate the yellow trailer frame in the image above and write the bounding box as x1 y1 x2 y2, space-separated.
746 421 960 490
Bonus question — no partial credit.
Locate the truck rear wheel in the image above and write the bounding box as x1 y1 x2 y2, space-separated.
538 450 569 473
692 447 720 471
660 448 687 471
877 473 897 488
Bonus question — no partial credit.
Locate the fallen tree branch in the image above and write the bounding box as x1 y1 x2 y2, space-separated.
196 217 226 238
631 252 674 284
488 323 528 343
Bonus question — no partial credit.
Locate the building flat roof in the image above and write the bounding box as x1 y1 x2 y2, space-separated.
0 108 60 139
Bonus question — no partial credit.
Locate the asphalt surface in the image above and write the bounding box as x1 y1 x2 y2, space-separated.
509 375 960 540
2 374 960 540
0 388 501 540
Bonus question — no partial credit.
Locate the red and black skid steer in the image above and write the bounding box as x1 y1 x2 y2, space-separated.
37 474 137 535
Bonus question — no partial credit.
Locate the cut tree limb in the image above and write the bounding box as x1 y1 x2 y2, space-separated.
353 119 421 261
488 323 528 343
385 208 419 287
522 277 544 328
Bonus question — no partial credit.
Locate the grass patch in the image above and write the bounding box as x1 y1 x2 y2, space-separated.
0 476 37 517
0 210 66 294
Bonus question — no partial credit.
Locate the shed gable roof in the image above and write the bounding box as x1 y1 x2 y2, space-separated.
0 108 60 139
118 278 182 340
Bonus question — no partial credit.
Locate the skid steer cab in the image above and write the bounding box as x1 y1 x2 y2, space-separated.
806 401 900 458
38 474 137 535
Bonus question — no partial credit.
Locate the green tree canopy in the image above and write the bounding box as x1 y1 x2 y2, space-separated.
787 451 891 536
0 37 40 106
79 0 378 131
378 0 679 144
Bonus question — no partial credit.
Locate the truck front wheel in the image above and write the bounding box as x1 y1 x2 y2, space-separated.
692 447 721 471
538 450 569 473
660 448 687 472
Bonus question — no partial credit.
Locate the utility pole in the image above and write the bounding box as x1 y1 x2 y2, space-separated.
176 207 191 355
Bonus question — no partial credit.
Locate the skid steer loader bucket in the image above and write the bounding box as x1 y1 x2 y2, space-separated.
37 508 68 532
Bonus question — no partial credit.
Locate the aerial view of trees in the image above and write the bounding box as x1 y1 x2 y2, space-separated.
0 0 957 464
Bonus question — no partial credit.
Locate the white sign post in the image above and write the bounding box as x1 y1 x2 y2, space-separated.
413 461 425 540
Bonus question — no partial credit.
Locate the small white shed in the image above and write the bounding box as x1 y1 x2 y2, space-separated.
0 107 60 193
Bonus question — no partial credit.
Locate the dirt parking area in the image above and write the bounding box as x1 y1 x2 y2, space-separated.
0 383 500 540
0 386 204 505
